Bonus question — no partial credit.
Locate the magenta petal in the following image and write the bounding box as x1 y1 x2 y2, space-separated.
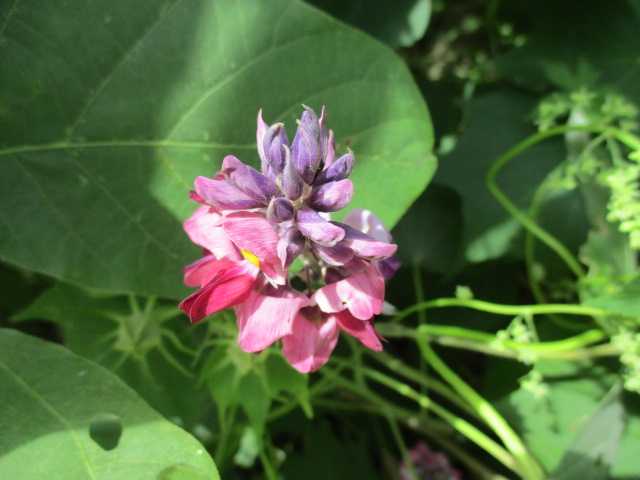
183 206 241 260
282 311 339 373
222 212 286 284
313 265 385 320
309 179 353 212
337 223 397 260
335 311 383 352
179 261 257 323
222 155 277 204
194 175 263 210
235 288 308 352
296 207 345 247
184 255 235 287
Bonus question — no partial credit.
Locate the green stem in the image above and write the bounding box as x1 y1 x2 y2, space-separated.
417 333 544 479
352 367 520 474
378 321 612 359
485 124 640 278
313 388 506 479
386 413 419 480
392 297 606 322
259 449 279 480
364 351 480 418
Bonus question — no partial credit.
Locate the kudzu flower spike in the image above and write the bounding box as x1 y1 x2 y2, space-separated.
180 106 399 372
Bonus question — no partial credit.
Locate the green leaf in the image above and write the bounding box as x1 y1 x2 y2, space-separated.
436 89 565 262
551 385 625 480
391 183 464 273
492 360 640 477
0 0 434 298
0 328 218 479
584 277 640 317
306 0 431 47
497 0 640 102
13 283 209 427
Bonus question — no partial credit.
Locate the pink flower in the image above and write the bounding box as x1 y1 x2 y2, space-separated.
179 205 285 323
179 107 401 373
282 306 382 373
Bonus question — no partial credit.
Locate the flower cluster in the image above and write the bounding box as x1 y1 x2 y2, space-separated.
399 442 462 480
179 106 399 373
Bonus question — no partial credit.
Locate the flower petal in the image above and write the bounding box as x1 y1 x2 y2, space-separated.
194 175 263 210
235 288 308 352
312 242 354 266
179 261 257 323
335 311 383 351
222 155 277 204
335 222 397 260
309 179 353 212
296 207 345 247
282 310 339 373
222 212 286 284
291 107 322 184
315 152 354 184
183 206 241 260
343 208 392 242
313 265 385 320
184 255 236 287
277 225 305 268
267 197 295 223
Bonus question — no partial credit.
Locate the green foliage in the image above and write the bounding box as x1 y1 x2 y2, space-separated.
0 329 218 479
306 0 431 47
436 90 565 262
13 283 209 426
0 0 435 299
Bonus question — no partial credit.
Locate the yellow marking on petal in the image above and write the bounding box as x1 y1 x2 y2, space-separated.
241 248 261 268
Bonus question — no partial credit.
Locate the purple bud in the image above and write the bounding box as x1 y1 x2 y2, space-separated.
262 124 288 177
257 110 289 179
291 107 322 184
315 152 354 184
280 145 304 200
267 197 294 222
309 179 353 212
296 207 345 247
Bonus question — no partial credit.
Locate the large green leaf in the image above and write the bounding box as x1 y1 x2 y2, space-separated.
0 0 434 299
0 328 219 479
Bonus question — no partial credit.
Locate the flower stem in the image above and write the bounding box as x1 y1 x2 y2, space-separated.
416 333 544 479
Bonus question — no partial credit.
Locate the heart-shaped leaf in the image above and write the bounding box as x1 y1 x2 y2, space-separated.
0 328 219 479
0 0 434 298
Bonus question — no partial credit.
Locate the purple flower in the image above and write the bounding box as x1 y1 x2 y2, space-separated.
180 106 400 373
399 442 462 480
